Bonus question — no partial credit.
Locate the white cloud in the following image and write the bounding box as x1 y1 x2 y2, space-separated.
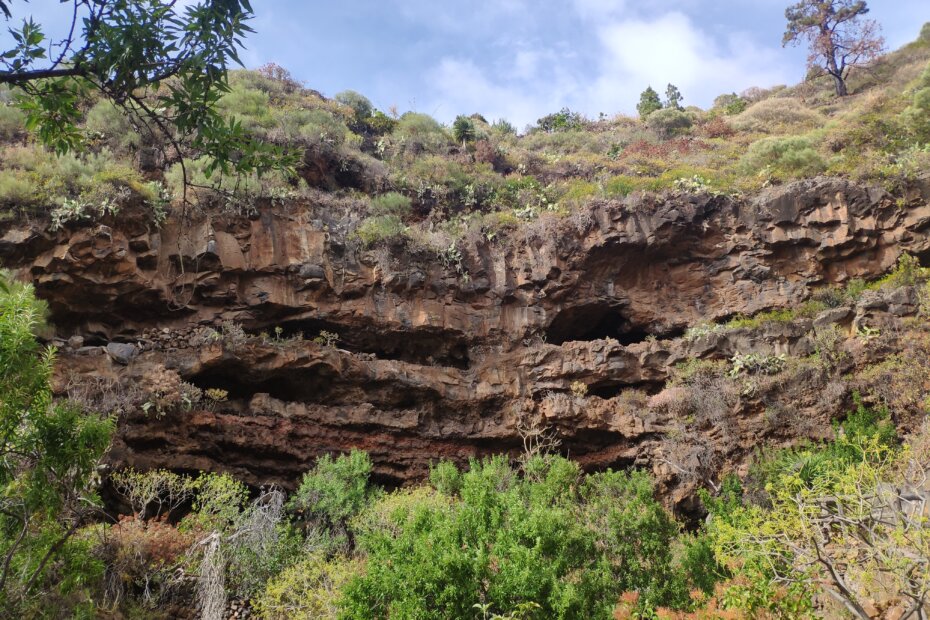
588 12 789 113
426 58 571 128
417 3 791 127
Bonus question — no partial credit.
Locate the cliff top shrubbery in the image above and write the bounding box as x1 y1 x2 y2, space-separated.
2 25 930 250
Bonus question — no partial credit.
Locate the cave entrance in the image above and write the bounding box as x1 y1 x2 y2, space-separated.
911 248 930 269
251 318 470 369
545 302 649 346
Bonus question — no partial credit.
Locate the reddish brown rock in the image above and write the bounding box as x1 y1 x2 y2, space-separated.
4 176 930 511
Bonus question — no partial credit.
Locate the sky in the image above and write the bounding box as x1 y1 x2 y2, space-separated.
3 0 929 127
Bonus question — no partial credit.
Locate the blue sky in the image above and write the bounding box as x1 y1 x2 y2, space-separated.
3 1 929 127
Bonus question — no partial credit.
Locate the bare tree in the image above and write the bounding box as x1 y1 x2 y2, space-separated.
195 487 286 620
783 0 885 96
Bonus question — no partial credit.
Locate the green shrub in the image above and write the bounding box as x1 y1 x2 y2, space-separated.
341 456 708 619
0 104 25 140
731 98 823 134
726 307 797 330
605 175 637 197
428 460 463 496
556 179 599 207
369 191 411 217
536 108 586 133
902 64 930 142
269 107 355 146
394 155 502 213
742 136 826 178
355 215 407 246
0 145 159 219
919 22 930 43
646 108 692 138
713 93 748 115
491 174 547 211
288 451 374 529
744 396 896 494
873 252 929 289
702 397 908 617
187 472 250 532
0 282 114 613
215 80 358 148
0 170 34 206
364 110 397 136
491 118 517 135
164 156 304 212
253 552 359 620
393 112 449 154
219 83 272 120
334 90 373 125
84 100 140 152
579 468 690 604
522 128 603 155
605 166 727 197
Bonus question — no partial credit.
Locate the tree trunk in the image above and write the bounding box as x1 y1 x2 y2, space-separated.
823 34 849 97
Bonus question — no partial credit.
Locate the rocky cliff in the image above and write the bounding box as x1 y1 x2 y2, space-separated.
3 176 929 512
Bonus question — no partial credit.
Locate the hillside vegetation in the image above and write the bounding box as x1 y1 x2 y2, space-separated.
2 25 930 249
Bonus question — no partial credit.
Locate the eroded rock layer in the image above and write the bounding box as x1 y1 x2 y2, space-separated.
3 176 930 510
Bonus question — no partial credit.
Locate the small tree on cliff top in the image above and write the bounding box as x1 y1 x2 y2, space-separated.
637 86 662 119
783 0 885 97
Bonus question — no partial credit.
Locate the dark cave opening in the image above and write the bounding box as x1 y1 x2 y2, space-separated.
911 248 930 269
545 302 651 346
254 318 470 370
189 364 337 404
585 380 663 400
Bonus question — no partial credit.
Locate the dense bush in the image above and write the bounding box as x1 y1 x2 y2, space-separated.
369 191 412 217
253 552 359 619
341 456 709 619
712 93 747 115
393 155 502 214
730 98 823 133
84 100 141 152
0 104 25 140
646 108 692 139
491 118 517 136
741 135 826 178
536 108 586 133
364 110 397 136
216 79 358 149
902 62 930 142
392 112 449 154
0 145 164 226
164 156 306 213
355 214 407 247
334 90 373 126
288 450 374 531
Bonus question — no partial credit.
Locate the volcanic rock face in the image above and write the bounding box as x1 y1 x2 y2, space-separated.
3 177 930 510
